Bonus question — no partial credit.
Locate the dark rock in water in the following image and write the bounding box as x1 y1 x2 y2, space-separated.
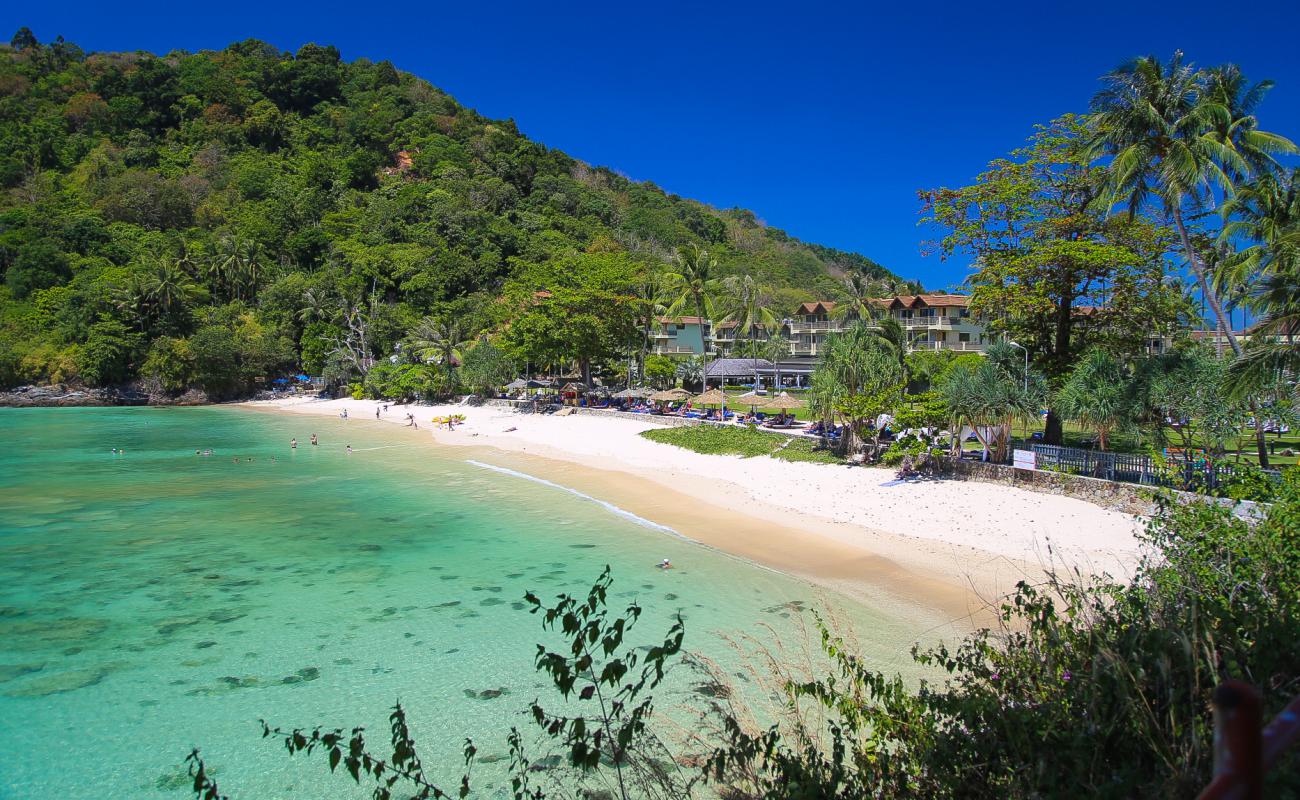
4 667 107 697
296 667 320 681
333 658 354 665
195 641 218 650
156 619 202 636
436 601 461 608
510 602 527 610
692 681 731 699
479 687 510 699
568 544 597 549
358 544 382 552
477 752 507 764
203 575 221 580
379 516 400 523
403 632 414 638
139 698 159 707
0 663 45 683
528 754 563 772
63 646 83 656
439 575 457 581
505 573 524 579
281 675 302 685
444 648 459 654
463 688 480 699
0 383 152 408
218 676 258 689
664 593 678 601
381 607 398 616
479 597 504 606
207 610 245 624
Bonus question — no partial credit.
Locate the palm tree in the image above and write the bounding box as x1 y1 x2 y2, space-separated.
1054 350 1134 451
831 272 886 325
146 258 207 325
634 270 670 383
761 335 791 391
941 342 1043 463
1088 52 1296 358
409 317 473 385
809 323 905 454
664 245 720 387
717 274 776 386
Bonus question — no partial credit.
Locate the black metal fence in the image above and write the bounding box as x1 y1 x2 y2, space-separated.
1027 443 1278 492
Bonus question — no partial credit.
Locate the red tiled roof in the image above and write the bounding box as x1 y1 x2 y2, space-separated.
794 301 837 315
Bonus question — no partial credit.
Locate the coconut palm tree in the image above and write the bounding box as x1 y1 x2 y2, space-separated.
664 245 721 387
1088 52 1296 358
809 323 905 455
146 258 207 325
831 272 886 325
1054 349 1135 451
717 274 776 386
409 317 473 385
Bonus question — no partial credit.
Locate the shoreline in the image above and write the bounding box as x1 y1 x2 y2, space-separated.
238 396 1147 629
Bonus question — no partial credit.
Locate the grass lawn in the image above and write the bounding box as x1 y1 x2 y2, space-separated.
639 425 843 464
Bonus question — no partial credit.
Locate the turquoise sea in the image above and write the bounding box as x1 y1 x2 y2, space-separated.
0 407 929 798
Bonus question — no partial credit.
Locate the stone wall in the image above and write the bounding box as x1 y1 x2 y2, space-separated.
949 458 1263 520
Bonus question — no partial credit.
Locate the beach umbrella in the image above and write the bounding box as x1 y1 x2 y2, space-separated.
613 387 649 399
692 389 729 406
733 390 771 410
505 378 529 391
768 391 806 410
295 374 310 381
649 388 689 402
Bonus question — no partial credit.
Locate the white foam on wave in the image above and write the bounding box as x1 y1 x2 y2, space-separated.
465 459 691 540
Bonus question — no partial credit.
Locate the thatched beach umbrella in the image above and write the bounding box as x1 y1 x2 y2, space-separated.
733 390 771 410
612 387 650 399
692 388 728 406
649 388 689 402
768 391 806 411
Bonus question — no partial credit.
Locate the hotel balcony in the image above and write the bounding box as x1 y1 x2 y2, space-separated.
907 340 985 352
652 344 704 355
787 319 842 334
897 316 967 330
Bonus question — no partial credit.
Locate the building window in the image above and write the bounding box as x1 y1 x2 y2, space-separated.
959 332 970 342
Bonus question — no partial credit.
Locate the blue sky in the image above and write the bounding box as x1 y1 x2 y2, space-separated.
5 1 1299 290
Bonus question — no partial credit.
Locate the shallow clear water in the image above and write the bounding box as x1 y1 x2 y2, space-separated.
0 407 923 798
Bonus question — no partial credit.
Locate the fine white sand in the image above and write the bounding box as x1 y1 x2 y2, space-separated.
244 396 1146 615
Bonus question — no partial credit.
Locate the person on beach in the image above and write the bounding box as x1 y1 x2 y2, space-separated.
376 408 380 420
291 438 297 449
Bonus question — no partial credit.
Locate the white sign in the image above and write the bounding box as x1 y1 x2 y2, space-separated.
1013 449 1037 471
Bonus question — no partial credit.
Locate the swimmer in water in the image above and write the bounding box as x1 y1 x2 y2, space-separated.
657 558 672 570
195 449 201 455
291 438 297 449
346 445 353 454
310 434 318 446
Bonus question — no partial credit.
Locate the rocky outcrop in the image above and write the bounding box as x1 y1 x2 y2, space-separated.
0 384 209 407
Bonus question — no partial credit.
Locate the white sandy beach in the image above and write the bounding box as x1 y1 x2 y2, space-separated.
243 395 1147 620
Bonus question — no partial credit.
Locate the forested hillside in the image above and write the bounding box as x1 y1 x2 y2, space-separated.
0 29 893 395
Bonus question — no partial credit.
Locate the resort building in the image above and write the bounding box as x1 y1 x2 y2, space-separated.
786 295 986 357
651 316 711 356
652 293 989 365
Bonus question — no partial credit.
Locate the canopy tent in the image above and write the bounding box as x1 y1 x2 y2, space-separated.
294 374 311 381
526 379 552 389
649 388 690 402
504 378 530 391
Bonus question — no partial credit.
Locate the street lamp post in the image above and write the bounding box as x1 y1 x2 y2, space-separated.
1008 340 1028 392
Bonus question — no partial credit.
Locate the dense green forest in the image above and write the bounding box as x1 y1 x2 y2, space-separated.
0 29 894 396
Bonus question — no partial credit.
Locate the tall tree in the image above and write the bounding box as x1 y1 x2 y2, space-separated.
664 245 720 387
920 115 1183 444
1088 52 1296 358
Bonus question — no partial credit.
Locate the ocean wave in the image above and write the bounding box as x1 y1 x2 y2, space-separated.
465 460 690 540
